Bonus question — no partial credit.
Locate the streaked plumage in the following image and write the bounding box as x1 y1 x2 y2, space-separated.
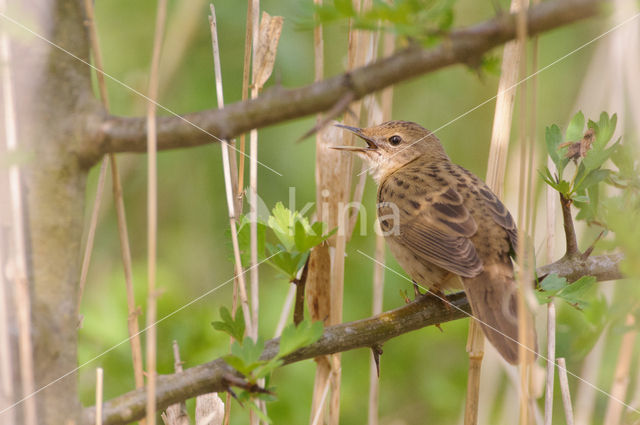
333 121 536 364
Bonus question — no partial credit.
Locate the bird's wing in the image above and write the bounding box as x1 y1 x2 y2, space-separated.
378 175 483 278
472 176 518 253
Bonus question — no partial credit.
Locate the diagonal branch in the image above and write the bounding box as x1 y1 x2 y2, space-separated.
82 253 622 425
85 0 608 164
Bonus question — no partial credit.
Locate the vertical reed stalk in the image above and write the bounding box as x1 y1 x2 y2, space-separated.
82 0 147 402
514 1 533 425
145 1 168 423
95 368 104 425
308 1 332 421
557 358 575 425
0 5 36 422
603 313 636 425
209 4 254 340
368 20 394 425
543 301 556 425
249 0 261 346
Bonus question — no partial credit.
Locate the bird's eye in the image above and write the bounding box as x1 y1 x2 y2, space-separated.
389 135 402 146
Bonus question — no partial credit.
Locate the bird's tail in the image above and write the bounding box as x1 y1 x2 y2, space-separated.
462 263 537 365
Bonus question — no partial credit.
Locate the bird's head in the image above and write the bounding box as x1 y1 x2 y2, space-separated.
331 121 448 183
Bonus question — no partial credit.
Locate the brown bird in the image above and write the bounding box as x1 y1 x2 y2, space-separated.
333 120 536 364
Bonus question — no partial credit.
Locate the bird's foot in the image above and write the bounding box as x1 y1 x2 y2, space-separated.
427 289 452 312
412 280 423 298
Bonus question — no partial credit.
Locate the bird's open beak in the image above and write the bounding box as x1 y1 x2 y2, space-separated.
330 124 378 152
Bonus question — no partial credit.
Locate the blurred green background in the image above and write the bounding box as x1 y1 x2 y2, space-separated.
76 0 634 424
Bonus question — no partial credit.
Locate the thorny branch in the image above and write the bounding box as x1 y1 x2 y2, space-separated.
85 0 608 164
83 254 622 425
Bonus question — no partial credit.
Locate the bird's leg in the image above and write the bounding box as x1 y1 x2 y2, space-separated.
412 280 423 298
427 288 452 313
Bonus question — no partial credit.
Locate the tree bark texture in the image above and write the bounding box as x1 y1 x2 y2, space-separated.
4 0 101 423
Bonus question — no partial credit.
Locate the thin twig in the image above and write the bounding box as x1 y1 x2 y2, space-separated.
560 194 580 258
96 368 104 425
557 358 575 425
97 0 607 158
84 247 625 425
145 1 168 424
293 256 311 326
0 5 37 423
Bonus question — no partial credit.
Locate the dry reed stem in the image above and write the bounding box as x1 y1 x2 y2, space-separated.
249 0 260 346
145 1 168 423
368 26 394 425
0 6 37 423
111 156 146 392
82 0 147 399
77 157 108 311
209 4 255 340
543 302 556 425
236 0 254 202
557 358 575 425
514 1 534 424
275 284 297 337
158 0 208 97
311 370 333 425
308 1 332 422
77 0 111 317
328 3 372 423
464 319 485 425
96 368 104 425
0 219 15 425
603 313 636 425
195 393 225 425
161 341 190 425
368 228 386 425
482 0 530 416
471 0 527 421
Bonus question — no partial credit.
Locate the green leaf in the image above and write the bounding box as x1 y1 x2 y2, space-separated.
334 0 356 16
574 169 610 193
557 276 597 309
237 216 267 265
593 112 617 149
254 358 284 380
267 245 308 280
268 202 296 251
278 320 324 358
226 337 265 375
545 125 562 167
565 111 585 142
540 273 568 292
212 307 245 341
